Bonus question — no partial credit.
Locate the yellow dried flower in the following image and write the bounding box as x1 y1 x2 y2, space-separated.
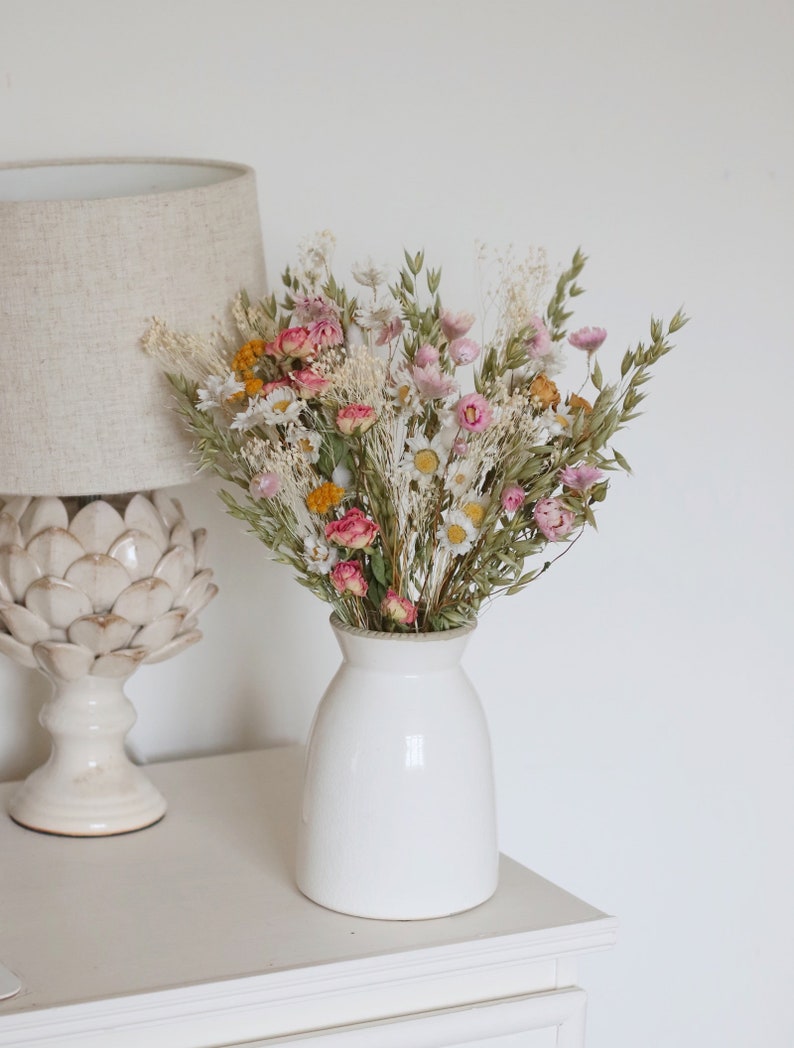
529 373 560 410
306 482 345 514
231 339 267 373
569 393 593 413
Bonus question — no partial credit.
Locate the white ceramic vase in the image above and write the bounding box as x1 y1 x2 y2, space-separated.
296 615 498 920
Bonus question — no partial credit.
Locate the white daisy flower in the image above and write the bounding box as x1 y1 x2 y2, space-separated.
260 386 303 426
390 365 421 413
457 493 491 531
287 426 322 464
400 433 448 485
436 510 477 556
303 535 339 575
196 372 245 411
445 458 477 497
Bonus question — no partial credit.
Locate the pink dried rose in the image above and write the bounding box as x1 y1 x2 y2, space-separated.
249 472 281 499
269 326 313 359
412 362 458 400
375 316 404 346
524 315 552 359
415 343 439 367
558 464 605 494
336 403 377 436
260 377 291 396
456 392 493 432
325 507 380 549
533 498 575 541
568 326 607 353
381 588 418 626
500 484 526 514
448 337 481 366
440 308 475 340
330 560 368 597
308 317 344 348
290 368 330 398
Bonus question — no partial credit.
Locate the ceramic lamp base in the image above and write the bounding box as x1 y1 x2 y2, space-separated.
0 491 217 836
7 675 166 836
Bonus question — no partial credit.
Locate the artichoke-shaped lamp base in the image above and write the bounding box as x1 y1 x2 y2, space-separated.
8 674 166 836
0 491 217 836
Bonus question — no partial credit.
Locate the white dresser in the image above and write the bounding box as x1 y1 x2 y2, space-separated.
0 746 616 1047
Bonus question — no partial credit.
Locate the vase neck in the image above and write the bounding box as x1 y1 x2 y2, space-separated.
332 622 472 673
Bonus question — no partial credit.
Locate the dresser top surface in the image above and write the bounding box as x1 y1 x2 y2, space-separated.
0 746 612 1016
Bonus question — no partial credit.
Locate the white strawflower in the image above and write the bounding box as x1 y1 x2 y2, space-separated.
303 535 339 575
287 426 322 463
230 397 267 431
196 372 245 411
356 297 401 331
351 257 388 291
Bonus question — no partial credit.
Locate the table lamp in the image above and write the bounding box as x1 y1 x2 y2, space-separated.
0 157 266 835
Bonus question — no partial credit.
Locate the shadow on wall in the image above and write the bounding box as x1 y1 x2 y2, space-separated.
0 662 50 782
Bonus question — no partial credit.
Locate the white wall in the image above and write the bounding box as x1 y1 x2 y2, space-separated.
1 1 792 1044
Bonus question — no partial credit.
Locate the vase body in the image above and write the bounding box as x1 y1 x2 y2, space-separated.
296 616 498 920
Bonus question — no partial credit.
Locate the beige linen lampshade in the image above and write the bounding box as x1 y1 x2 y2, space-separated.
0 158 266 837
0 157 267 496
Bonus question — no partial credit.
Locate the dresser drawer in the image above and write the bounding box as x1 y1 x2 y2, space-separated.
239 988 586 1048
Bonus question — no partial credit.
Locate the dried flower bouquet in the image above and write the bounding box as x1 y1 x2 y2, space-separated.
144 233 685 632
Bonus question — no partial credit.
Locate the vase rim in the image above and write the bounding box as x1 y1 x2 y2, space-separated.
329 613 476 642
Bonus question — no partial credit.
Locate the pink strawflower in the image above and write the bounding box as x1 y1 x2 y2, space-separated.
375 316 404 346
448 337 481 365
440 308 475 340
336 403 377 435
308 316 344 348
533 498 575 541
500 484 526 514
381 588 418 626
415 343 439 367
558 464 605 494
456 392 493 432
325 507 380 549
330 560 368 597
412 362 458 400
525 315 552 359
452 437 469 456
291 294 340 324
290 367 330 398
568 326 607 353
249 472 281 499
